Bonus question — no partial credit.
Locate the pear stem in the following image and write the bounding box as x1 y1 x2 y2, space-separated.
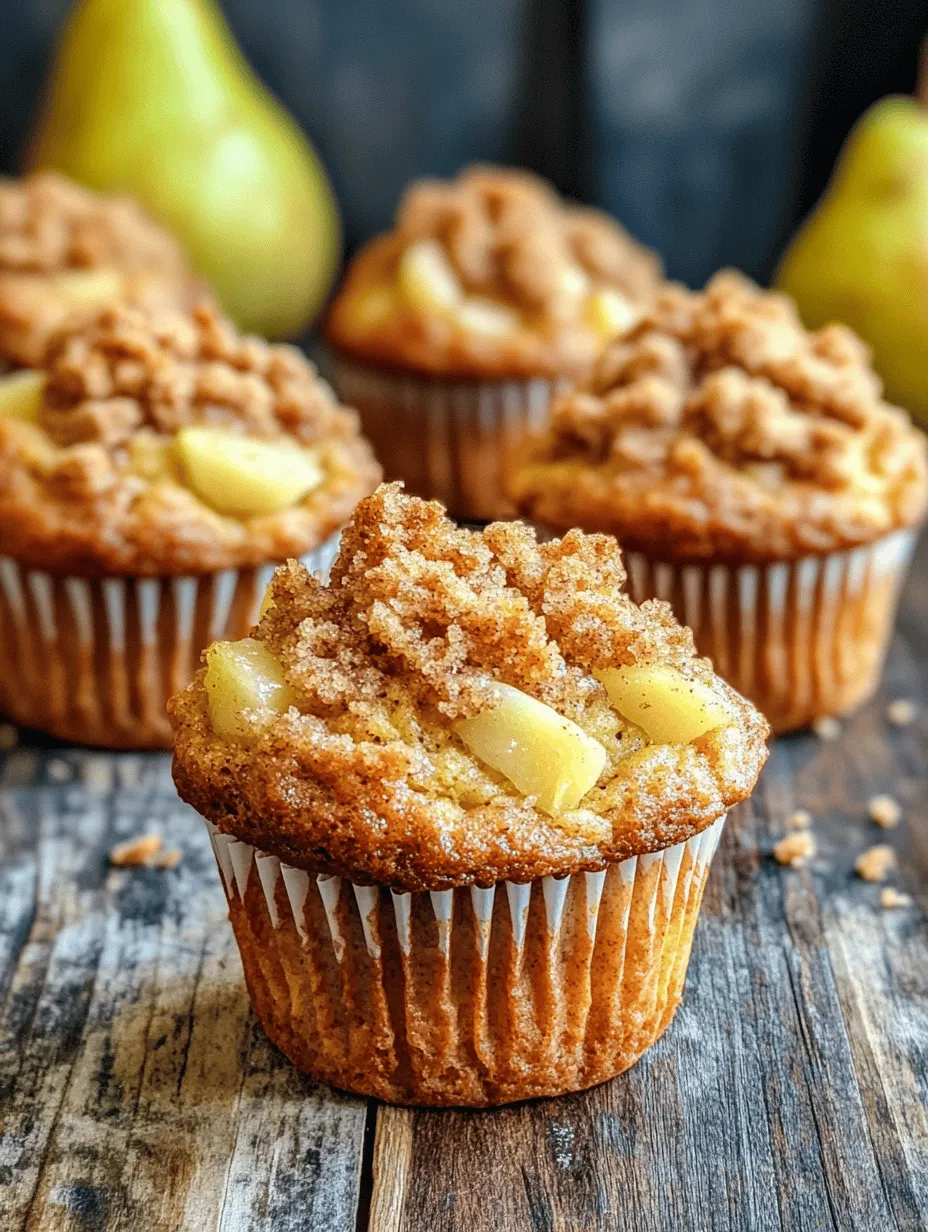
918 36 928 108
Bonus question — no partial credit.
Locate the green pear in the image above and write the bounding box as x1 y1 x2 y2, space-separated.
776 97 928 422
30 0 341 338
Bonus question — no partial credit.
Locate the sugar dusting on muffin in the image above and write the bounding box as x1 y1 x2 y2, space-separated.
171 483 769 890
510 272 928 560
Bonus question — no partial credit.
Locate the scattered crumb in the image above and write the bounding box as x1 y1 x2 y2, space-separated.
879 887 913 910
886 698 917 727
153 848 183 870
868 794 902 829
0 723 18 752
46 758 71 781
773 831 816 868
855 844 897 883
787 809 812 830
110 833 166 868
812 716 841 741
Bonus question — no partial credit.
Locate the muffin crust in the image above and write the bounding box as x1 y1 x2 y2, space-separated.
0 302 381 574
510 272 928 562
171 484 768 890
326 165 662 380
0 171 206 367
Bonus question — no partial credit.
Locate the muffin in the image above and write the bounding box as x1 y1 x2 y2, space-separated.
0 171 206 369
510 272 928 734
170 483 768 1106
0 301 380 748
325 165 662 520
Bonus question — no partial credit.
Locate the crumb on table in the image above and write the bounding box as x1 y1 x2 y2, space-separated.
46 758 71 781
812 716 841 741
109 833 182 869
879 886 913 910
787 808 812 830
868 794 902 829
886 699 917 727
855 844 897 883
773 831 816 868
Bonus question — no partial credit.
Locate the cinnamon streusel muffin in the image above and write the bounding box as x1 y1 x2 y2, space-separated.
510 272 928 733
170 483 768 1106
325 165 662 519
0 171 206 369
0 301 379 747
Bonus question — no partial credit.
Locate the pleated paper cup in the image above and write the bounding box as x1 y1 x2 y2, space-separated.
328 351 572 521
623 529 917 735
0 533 341 749
203 812 726 1107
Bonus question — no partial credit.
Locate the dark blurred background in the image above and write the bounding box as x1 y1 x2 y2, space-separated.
0 0 924 286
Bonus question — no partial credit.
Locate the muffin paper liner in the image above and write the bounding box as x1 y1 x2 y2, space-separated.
0 533 341 749
623 529 916 734
203 812 726 1107
328 352 571 520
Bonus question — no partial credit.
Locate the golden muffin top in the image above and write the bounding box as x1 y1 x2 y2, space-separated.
509 272 928 562
170 483 768 891
0 302 381 575
0 172 208 368
325 165 663 380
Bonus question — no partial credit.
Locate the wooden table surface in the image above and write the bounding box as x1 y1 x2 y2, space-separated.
2 543 928 1232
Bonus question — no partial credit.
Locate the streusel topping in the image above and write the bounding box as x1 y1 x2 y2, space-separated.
0 172 206 367
0 302 380 574
0 172 190 277
171 484 768 889
510 272 928 560
326 165 663 379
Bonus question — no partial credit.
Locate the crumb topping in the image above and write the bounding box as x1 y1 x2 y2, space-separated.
879 887 912 910
0 302 381 574
773 831 816 868
510 272 928 560
867 794 902 828
0 172 206 367
171 484 769 889
109 833 182 869
855 844 897 883
326 165 663 379
0 172 190 277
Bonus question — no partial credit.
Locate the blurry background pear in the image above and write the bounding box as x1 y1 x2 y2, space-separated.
29 0 341 338
776 61 928 424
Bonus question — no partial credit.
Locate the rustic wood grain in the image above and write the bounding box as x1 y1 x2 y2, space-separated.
0 756 367 1231
1 541 927 1231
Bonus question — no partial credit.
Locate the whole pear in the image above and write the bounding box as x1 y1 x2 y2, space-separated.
776 97 928 421
30 0 341 338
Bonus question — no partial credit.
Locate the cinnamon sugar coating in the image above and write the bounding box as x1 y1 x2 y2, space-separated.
171 484 768 890
0 302 380 574
0 172 206 367
510 273 928 561
325 165 662 379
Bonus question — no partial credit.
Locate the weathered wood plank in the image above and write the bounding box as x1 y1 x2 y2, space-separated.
0 772 369 1231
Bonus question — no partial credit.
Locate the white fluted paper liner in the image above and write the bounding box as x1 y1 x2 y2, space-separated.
204 812 726 1106
0 532 341 748
329 352 571 520
623 529 917 734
